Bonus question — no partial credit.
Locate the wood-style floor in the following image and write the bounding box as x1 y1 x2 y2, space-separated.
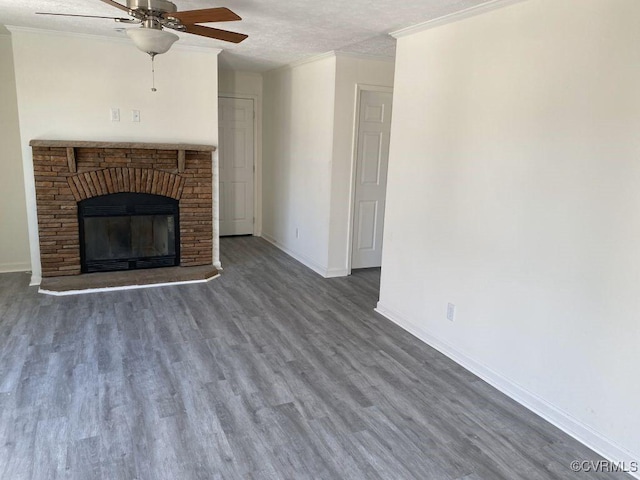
0 236 628 480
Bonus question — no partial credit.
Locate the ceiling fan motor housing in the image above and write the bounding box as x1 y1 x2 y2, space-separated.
126 0 177 15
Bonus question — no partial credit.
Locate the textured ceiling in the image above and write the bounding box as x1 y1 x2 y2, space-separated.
0 0 494 71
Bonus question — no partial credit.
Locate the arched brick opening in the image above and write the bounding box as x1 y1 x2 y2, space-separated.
67 168 185 202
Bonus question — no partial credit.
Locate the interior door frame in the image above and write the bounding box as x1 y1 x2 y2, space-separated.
347 84 394 274
218 93 262 236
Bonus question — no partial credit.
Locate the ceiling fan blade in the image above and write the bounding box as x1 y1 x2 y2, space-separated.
98 0 130 13
165 7 241 25
183 24 247 43
36 12 133 21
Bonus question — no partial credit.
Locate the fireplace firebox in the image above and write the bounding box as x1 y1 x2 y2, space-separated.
79 193 180 273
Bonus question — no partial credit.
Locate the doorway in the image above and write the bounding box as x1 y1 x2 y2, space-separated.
218 96 255 236
350 88 393 269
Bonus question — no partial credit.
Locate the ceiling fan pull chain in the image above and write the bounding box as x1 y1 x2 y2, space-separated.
150 53 157 92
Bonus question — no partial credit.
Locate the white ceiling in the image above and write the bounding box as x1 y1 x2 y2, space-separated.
0 0 494 71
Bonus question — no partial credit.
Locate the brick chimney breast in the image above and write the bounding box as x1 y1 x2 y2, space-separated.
29 140 215 278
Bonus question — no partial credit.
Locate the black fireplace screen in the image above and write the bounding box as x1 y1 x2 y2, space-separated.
79 193 179 273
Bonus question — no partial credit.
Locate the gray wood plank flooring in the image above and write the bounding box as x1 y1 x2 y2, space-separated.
0 236 631 479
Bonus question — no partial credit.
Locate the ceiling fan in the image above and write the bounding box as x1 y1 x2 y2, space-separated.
37 0 248 57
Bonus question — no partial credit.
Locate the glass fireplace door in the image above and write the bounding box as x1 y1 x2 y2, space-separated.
79 193 179 273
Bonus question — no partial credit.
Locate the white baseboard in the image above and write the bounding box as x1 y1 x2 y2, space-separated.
375 302 640 479
261 233 334 278
0 262 31 274
325 267 349 278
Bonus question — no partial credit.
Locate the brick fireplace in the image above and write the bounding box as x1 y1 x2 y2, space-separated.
30 140 216 279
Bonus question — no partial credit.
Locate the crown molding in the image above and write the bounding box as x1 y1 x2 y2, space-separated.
218 69 263 77
390 0 529 38
266 49 395 75
334 51 395 63
4 25 222 55
264 51 336 75
288 51 337 69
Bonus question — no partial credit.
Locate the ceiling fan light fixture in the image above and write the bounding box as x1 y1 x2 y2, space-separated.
126 27 179 55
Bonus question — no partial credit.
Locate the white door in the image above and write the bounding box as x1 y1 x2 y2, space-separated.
351 90 393 269
219 97 255 236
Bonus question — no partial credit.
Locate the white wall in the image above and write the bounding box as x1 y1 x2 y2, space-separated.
262 56 336 274
379 0 640 467
0 34 30 273
9 28 220 282
218 70 262 98
262 54 394 277
328 55 394 275
218 70 263 236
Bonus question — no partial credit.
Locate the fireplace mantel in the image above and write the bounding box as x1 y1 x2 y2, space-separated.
29 140 216 151
30 140 218 280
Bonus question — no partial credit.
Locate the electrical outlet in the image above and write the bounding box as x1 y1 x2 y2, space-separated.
132 110 140 122
447 303 456 321
110 108 120 122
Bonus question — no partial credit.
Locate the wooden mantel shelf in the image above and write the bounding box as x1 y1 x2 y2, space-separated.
29 139 216 152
